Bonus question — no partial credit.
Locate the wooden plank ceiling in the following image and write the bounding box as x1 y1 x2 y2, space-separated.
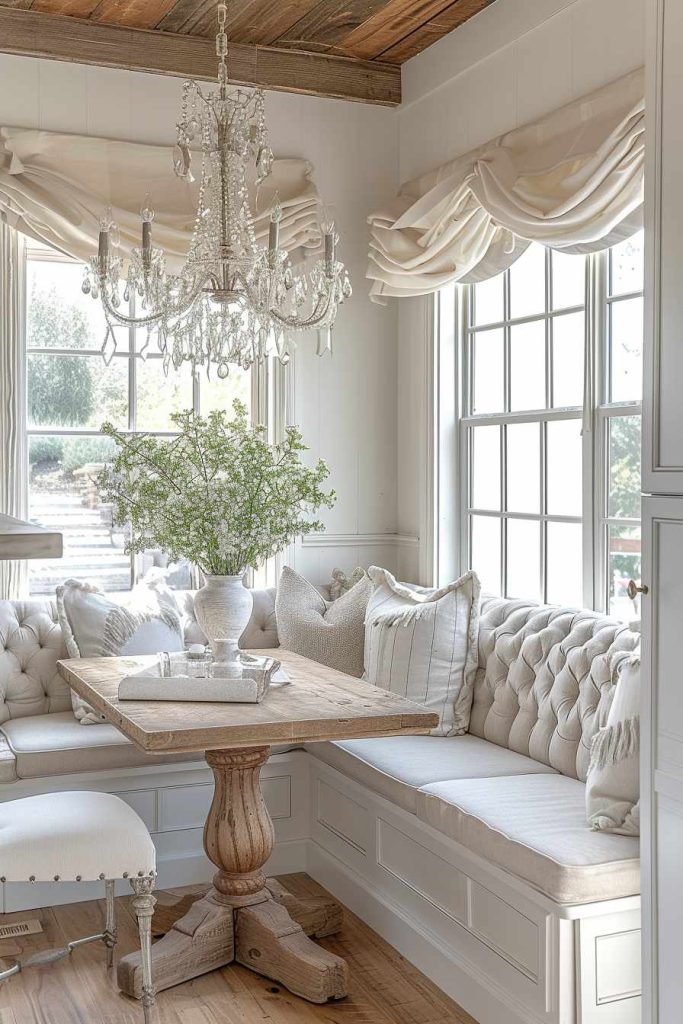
0 0 497 104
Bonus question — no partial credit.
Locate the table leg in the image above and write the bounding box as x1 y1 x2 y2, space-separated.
117 746 348 1004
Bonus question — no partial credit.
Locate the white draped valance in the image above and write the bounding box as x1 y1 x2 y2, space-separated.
0 128 322 270
368 68 644 301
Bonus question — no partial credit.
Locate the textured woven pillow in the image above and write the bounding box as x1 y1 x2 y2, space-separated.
275 565 371 677
57 579 184 724
586 649 640 835
364 567 481 736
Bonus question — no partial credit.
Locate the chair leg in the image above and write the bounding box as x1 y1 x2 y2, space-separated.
130 876 157 1024
104 879 117 969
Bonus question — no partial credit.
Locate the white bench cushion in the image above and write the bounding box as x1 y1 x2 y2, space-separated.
306 735 557 813
1 712 202 778
0 791 155 882
0 713 298 780
417 774 640 903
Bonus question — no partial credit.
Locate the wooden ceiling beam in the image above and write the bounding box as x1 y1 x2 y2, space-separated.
0 6 401 105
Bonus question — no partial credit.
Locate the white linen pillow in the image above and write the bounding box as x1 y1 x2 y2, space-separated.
57 579 184 724
275 565 371 677
364 566 481 736
586 649 640 835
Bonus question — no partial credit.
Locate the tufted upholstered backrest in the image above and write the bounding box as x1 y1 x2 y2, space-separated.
0 590 639 782
469 596 640 781
0 589 281 725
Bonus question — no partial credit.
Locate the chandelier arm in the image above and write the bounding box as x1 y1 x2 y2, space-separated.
268 290 337 331
98 272 208 328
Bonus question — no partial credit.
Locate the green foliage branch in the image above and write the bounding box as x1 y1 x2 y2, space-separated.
98 400 335 576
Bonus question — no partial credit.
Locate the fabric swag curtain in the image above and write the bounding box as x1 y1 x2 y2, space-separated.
368 68 644 300
0 128 322 269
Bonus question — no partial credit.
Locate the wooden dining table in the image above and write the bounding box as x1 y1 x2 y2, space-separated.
58 649 438 1004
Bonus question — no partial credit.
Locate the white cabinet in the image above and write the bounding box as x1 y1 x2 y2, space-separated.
643 4 683 1019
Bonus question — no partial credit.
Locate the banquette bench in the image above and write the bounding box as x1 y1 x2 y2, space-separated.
0 590 640 1024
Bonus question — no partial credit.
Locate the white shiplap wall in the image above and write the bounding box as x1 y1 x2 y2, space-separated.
396 0 646 582
0 54 404 584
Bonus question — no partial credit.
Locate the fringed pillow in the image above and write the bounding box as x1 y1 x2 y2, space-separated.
364 567 481 736
586 650 640 835
57 579 184 724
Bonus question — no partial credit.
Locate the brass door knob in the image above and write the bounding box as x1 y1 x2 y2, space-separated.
627 580 649 600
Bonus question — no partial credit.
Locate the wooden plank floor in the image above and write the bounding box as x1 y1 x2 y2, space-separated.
0 874 476 1024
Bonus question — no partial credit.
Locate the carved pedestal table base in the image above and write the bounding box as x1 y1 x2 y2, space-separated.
117 747 348 1003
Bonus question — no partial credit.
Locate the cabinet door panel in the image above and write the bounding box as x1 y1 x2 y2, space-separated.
643 0 683 493
641 495 683 1024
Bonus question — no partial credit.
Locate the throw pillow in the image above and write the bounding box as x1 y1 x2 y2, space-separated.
586 649 640 835
57 579 184 724
364 566 481 736
275 565 372 677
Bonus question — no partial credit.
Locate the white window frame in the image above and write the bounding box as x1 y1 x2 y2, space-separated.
435 242 642 615
24 243 289 593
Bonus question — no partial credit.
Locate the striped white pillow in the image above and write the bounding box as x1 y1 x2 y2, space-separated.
364 567 481 736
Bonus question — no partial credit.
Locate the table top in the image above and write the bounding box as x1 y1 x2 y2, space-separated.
58 649 439 754
0 513 62 561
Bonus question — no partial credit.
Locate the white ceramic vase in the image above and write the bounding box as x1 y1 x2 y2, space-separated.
193 575 253 652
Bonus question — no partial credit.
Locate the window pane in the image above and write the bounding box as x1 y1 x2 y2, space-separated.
547 418 582 516
552 311 584 408
136 359 194 431
610 230 644 296
608 524 641 621
510 320 545 411
610 297 643 403
27 258 130 352
28 434 129 595
506 518 541 601
473 271 504 326
608 415 642 520
509 243 546 320
200 367 252 418
546 522 583 606
472 329 504 414
551 250 586 310
471 515 501 595
507 422 540 513
471 426 500 510
27 353 128 430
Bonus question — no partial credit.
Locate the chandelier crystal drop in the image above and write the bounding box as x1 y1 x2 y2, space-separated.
83 1 351 378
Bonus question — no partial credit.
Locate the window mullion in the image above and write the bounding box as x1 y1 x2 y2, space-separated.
589 250 609 612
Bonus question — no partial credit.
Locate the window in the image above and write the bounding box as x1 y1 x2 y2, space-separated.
442 231 643 619
25 244 256 595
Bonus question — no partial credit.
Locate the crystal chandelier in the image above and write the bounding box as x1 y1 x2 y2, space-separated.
84 1 351 378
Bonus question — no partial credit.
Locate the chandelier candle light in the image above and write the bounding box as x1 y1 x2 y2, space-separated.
84 1 351 377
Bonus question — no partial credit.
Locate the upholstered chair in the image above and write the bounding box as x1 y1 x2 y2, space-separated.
0 790 157 1021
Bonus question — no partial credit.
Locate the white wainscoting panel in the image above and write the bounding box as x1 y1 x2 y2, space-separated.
293 533 419 585
308 755 641 1024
